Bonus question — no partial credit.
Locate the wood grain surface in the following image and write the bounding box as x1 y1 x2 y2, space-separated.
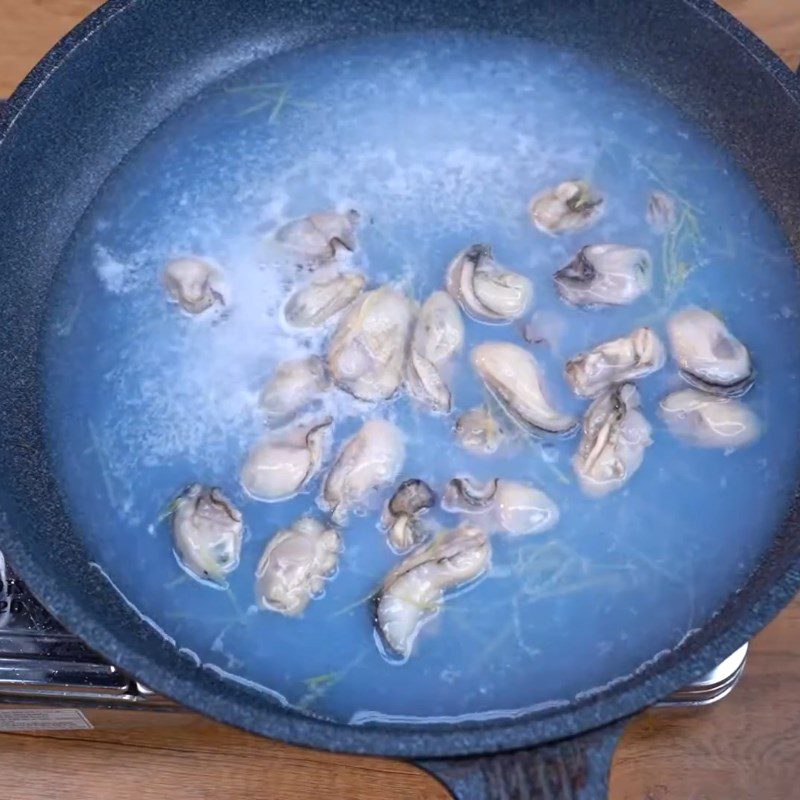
0 2 799 798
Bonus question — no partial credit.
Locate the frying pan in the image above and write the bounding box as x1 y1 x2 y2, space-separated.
0 1 799 797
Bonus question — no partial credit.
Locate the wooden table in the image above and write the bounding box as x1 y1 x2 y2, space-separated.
1 2 798 798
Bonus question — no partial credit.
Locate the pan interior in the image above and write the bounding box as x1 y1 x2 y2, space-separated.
40 31 800 725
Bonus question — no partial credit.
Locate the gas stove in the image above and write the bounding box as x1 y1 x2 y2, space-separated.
0 550 748 731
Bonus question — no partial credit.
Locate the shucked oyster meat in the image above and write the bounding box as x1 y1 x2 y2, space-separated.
406 291 464 412
554 244 652 307
446 244 532 323
410 291 465 364
322 419 405 524
646 190 677 234
573 383 652 497
660 388 760 449
275 209 360 262
255 516 341 616
259 355 329 422
443 477 559 536
471 342 577 437
374 523 490 658
171 484 243 584
163 257 227 314
406 351 452 413
667 307 754 397
565 327 666 398
241 418 331 501
529 180 603 234
327 286 415 401
284 271 366 328
454 406 506 455
381 479 436 551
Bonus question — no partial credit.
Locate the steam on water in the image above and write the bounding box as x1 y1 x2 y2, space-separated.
44 33 800 723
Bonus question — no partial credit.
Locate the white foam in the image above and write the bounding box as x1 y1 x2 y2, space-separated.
94 245 136 294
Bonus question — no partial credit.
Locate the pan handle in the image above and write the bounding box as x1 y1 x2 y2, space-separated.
412 718 628 800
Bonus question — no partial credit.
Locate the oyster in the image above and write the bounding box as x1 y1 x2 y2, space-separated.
327 286 415 401
454 406 506 455
667 307 754 397
573 383 652 497
406 291 464 412
411 291 464 363
275 209 360 262
171 484 243 584
554 244 652 307
322 419 405 524
442 477 559 536
565 327 666 398
494 480 560 535
259 355 329 422
471 342 577 437
646 190 677 234
406 351 452 413
381 479 436 551
660 389 760 449
241 418 331 501
374 523 490 658
441 476 497 512
163 257 226 314
529 180 603 234
255 517 341 616
521 310 568 352
446 244 532 323
284 271 366 328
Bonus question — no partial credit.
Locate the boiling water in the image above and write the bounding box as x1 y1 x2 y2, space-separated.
44 33 800 723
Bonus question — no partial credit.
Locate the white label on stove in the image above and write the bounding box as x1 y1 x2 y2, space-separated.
0 708 93 731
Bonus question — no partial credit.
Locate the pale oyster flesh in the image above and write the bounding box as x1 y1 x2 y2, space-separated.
454 406 506 455
171 484 243 584
406 291 464 412
381 479 436 551
521 310 568 352
163 257 226 314
529 180 603 234
284 271 366 328
667 306 754 397
565 327 666 398
275 209 360 261
322 419 405 524
374 523 490 658
554 244 652 307
471 342 577 437
327 286 415 401
259 355 329 422
660 388 760 449
240 418 331 501
255 516 341 616
573 383 652 497
446 244 532 323
406 351 452 413
442 477 559 536
646 190 677 234
411 291 464 363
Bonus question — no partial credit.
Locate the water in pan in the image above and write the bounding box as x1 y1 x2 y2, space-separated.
43 33 800 723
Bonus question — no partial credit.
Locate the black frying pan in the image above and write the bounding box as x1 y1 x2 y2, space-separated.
0 1 799 797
